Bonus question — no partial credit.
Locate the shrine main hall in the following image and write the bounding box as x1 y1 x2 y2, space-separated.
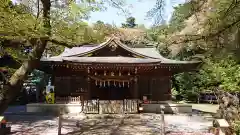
38 37 200 103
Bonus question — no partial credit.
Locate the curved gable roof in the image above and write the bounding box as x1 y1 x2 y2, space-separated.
59 37 162 59
48 37 201 64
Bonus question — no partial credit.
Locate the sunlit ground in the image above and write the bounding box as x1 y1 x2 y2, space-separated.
3 103 218 135
5 113 214 135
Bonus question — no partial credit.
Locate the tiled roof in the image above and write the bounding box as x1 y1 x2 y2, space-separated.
42 37 201 64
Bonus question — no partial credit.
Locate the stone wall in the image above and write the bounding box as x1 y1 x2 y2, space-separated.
215 90 240 134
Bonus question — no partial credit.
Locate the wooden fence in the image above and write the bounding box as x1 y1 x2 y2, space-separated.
55 96 139 114
56 96 82 104
85 99 139 114
124 99 139 113
83 100 99 114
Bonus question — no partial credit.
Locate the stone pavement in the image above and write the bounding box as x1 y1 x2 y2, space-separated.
5 113 214 135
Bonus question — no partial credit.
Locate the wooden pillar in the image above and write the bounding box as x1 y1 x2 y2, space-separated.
86 76 91 100
133 76 138 99
51 73 55 85
167 76 172 101
149 78 153 100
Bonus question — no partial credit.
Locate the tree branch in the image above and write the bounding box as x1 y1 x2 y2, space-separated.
183 0 207 24
0 34 71 47
34 0 41 29
49 38 74 48
108 0 129 17
221 0 240 19
1 36 92 49
146 0 165 25
36 0 40 19
168 17 240 45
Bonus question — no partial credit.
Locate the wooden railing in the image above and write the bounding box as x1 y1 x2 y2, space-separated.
55 97 139 114
100 100 124 114
124 99 139 113
83 100 99 114
56 96 82 104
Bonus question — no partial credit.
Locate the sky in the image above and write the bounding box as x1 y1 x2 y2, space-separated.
88 0 186 28
12 0 186 28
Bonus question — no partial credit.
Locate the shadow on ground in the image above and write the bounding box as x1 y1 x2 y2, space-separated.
5 114 57 135
63 117 162 135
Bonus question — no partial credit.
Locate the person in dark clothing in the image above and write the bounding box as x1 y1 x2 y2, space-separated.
42 89 47 102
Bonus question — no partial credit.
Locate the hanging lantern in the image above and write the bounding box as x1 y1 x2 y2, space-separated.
103 81 106 87
66 64 69 68
114 81 116 86
128 72 130 76
111 72 114 76
104 71 107 76
127 81 130 87
95 72 97 75
100 81 102 87
135 68 137 74
119 71 122 76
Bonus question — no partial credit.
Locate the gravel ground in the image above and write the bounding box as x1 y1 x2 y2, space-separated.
5 114 214 135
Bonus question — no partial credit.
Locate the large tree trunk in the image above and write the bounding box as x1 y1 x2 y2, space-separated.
0 0 51 114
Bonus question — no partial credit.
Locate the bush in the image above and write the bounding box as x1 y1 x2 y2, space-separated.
234 121 240 135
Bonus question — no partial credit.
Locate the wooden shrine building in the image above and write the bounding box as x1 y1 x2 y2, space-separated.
38 37 201 102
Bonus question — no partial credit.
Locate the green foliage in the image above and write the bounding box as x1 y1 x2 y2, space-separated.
146 0 166 25
50 1 104 44
2 0 239 103
174 73 200 101
0 0 120 86
122 17 137 28
168 1 198 33
233 121 240 135
147 0 201 42
174 53 240 101
92 21 118 42
203 0 240 36
147 0 240 101
147 25 168 42
205 55 240 92
1 0 120 58
0 1 45 41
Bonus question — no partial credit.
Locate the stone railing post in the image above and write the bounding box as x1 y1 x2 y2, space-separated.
160 105 165 135
58 107 64 135
210 119 230 135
